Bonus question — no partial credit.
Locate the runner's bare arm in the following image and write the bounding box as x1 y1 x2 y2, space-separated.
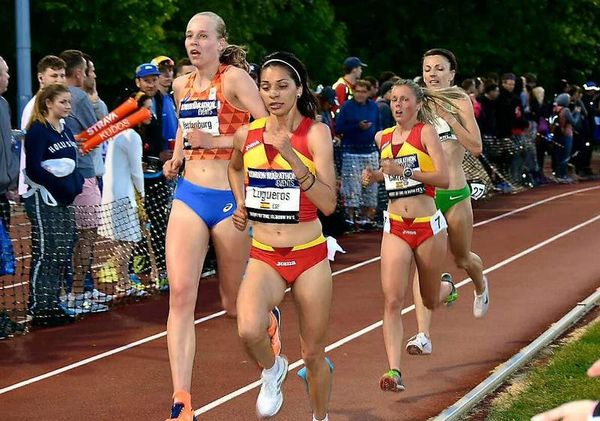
228 125 250 230
409 124 449 188
446 95 482 156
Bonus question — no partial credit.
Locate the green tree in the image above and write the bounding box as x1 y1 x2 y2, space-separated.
331 0 600 89
163 0 347 86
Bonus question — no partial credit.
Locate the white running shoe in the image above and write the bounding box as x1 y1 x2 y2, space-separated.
406 332 432 355
473 276 490 318
256 355 288 418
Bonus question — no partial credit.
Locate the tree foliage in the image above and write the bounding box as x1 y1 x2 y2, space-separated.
331 0 600 91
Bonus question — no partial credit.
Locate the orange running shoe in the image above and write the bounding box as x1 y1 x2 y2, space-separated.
267 307 282 357
166 391 196 421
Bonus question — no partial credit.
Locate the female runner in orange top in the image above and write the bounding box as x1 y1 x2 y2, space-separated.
162 11 267 421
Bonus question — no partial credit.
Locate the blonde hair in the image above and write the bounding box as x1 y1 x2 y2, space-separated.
532 86 545 104
392 78 466 127
27 83 70 129
190 12 249 72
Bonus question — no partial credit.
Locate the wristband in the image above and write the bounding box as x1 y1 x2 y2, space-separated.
301 174 317 192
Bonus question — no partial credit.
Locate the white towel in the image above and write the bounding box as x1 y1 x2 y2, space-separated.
326 236 346 261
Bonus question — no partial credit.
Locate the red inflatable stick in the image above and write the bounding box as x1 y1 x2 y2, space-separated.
80 108 152 154
75 97 138 141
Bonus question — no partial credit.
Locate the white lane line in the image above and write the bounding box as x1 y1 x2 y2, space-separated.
1 186 598 395
1 186 597 293
195 213 600 415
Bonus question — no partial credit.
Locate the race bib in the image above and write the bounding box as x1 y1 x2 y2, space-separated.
245 169 300 224
179 88 220 137
469 182 486 200
433 116 456 142
428 210 447 235
384 154 424 199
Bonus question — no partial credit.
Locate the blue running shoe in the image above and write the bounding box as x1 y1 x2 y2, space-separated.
297 356 334 390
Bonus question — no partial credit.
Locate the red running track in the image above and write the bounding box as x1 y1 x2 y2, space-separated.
0 181 599 420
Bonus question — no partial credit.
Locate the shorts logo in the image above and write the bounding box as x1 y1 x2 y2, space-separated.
276 260 296 267
222 203 234 213
402 230 417 235
449 195 462 201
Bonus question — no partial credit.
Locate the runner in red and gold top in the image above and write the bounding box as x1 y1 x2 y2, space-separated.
228 52 336 421
161 11 267 421
362 79 465 393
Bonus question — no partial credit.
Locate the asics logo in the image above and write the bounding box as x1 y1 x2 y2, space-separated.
223 203 234 212
402 230 416 235
277 260 296 267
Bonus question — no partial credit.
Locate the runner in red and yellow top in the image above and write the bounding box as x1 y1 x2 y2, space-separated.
228 52 336 421
161 12 268 421
362 79 465 393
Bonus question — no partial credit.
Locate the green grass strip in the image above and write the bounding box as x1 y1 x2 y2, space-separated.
487 318 600 420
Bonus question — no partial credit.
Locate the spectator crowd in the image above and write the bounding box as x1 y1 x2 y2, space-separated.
0 49 599 333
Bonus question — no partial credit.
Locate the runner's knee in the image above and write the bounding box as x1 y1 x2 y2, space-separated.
237 314 267 346
301 345 326 370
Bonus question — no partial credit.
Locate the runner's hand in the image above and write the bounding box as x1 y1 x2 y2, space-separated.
531 400 598 421
264 126 295 162
362 166 375 185
380 159 403 176
232 204 248 231
163 157 183 180
187 129 214 149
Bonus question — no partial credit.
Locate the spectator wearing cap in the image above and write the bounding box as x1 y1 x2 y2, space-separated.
332 56 367 108
60 49 108 313
134 62 170 287
134 62 169 164
336 79 380 229
174 57 195 79
376 80 394 130
151 56 178 146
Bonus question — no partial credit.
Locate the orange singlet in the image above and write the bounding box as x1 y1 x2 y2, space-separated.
178 64 250 160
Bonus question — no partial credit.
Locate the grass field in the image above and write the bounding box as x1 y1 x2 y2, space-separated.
486 316 600 420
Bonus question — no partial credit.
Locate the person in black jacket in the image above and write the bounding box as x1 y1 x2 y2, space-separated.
23 84 84 325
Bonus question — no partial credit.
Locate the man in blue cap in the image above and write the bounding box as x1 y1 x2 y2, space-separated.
332 56 367 108
134 62 171 289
